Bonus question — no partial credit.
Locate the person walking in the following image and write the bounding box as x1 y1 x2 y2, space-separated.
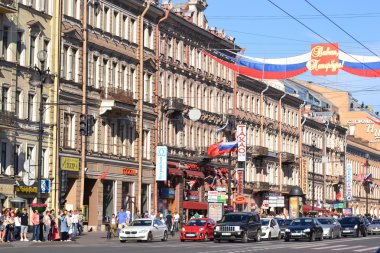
13 210 21 241
174 212 180 232
5 212 15 242
58 212 69 241
43 211 51 241
116 208 127 236
19 208 29 241
78 210 84 236
71 210 79 237
32 210 40 242
165 212 174 236
111 214 117 237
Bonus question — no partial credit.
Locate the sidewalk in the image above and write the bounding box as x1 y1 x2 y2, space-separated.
0 231 180 247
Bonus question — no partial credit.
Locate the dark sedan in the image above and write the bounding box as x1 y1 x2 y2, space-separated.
340 216 368 237
275 219 293 238
284 218 324 242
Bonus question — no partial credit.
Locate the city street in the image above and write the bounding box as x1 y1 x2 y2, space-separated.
0 232 379 253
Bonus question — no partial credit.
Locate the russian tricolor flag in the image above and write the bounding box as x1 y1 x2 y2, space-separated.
208 141 238 158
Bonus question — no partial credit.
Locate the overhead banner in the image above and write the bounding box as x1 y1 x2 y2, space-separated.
156 146 168 181
346 163 353 202
203 42 380 79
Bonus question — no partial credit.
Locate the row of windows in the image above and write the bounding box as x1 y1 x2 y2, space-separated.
352 182 380 200
302 129 322 149
62 113 151 159
21 0 52 15
347 159 380 181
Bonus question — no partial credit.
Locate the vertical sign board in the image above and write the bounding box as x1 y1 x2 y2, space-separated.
208 202 224 221
236 170 244 196
346 164 353 202
236 125 247 162
156 146 168 181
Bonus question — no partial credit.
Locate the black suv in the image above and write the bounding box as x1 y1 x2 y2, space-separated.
213 212 261 243
340 216 368 237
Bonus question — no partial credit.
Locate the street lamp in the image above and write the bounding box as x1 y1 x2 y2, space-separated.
30 50 53 204
311 136 316 211
364 154 370 215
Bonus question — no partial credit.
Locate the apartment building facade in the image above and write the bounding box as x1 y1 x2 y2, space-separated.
0 0 57 210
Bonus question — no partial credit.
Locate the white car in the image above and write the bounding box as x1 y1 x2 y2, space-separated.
119 218 168 242
260 218 281 240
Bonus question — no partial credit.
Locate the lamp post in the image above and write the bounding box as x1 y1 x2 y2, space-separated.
364 154 370 215
30 50 53 204
311 136 316 211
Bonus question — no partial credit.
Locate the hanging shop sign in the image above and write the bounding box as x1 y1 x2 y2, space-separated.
122 168 137 176
236 125 247 162
346 164 353 201
156 146 168 181
184 163 200 171
40 180 51 194
186 190 199 201
234 195 247 205
61 156 80 171
236 170 244 196
207 191 218 202
15 185 38 194
160 188 175 199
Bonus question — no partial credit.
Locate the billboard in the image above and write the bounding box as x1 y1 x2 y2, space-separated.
156 146 168 181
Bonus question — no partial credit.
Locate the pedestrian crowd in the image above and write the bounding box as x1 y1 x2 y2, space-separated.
0 208 84 243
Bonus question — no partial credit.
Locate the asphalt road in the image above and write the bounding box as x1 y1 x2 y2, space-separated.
1 233 379 253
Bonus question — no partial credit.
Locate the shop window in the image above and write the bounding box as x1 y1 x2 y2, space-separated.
103 180 114 218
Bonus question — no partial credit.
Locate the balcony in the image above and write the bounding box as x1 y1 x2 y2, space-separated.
163 97 184 114
0 110 16 129
281 152 295 164
0 0 16 14
99 87 135 115
248 145 269 158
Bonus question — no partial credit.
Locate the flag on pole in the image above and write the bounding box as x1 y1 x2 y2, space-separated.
99 166 110 180
207 141 238 158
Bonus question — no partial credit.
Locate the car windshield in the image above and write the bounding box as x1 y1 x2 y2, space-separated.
371 220 380 224
221 214 249 223
261 220 270 226
291 219 313 226
340 218 359 224
317 219 331 225
130 220 152 226
187 219 206 226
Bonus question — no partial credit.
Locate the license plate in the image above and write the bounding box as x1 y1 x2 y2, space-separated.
186 234 196 237
292 233 301 236
222 232 231 236
345 228 349 230
342 230 350 233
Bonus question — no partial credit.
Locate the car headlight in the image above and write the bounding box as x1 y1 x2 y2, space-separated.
234 226 240 231
182 227 186 231
263 227 269 231
354 225 358 229
215 226 220 231
285 229 290 232
303 228 310 233
139 230 148 233
199 228 205 232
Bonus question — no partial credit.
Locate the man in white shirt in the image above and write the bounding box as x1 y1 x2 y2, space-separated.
174 211 180 232
71 210 79 237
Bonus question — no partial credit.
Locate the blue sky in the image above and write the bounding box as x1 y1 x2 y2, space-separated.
174 0 380 111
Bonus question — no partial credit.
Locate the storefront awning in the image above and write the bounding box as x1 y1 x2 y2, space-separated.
185 170 205 179
169 168 183 176
183 201 208 210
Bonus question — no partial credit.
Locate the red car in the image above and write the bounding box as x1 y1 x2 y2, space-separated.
180 218 216 242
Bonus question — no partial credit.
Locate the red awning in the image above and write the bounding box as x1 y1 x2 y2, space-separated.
303 205 327 213
168 161 180 168
185 170 205 179
169 168 183 176
183 201 208 210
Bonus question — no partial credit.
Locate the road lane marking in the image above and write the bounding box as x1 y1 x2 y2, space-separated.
354 247 379 252
331 246 365 251
311 245 347 250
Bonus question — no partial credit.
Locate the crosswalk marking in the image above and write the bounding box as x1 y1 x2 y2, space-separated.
331 246 365 251
311 245 348 250
354 247 379 252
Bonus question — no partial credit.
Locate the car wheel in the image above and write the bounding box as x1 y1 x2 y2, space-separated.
148 232 153 242
204 233 209 242
319 234 324 241
241 232 248 243
343 235 347 237
277 232 281 240
268 232 271 240
309 232 315 242
181 239 185 242
330 230 334 239
214 239 221 243
120 240 126 243
161 231 168 241
254 231 261 242
284 238 290 242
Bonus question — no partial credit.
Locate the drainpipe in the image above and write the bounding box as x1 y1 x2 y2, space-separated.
137 0 151 216
154 9 169 215
260 84 269 183
343 129 348 209
299 102 306 197
278 92 286 193
322 120 330 208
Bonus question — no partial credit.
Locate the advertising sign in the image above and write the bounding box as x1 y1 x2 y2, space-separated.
307 43 343 76
346 164 353 201
40 180 51 194
289 196 300 219
207 191 218 202
236 125 247 162
236 169 244 196
156 146 168 181
343 208 353 216
61 156 80 171
268 196 285 208
160 188 175 199
208 202 224 221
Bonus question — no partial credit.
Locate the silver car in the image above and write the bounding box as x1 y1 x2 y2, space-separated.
317 218 342 239
368 219 380 235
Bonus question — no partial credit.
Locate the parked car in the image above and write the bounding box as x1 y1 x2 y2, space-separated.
284 218 324 242
317 217 342 239
213 212 261 243
275 219 293 238
340 216 367 237
180 218 216 241
119 218 168 242
260 218 281 240
368 219 380 235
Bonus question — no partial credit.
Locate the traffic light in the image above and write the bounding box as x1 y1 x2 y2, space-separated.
80 114 88 136
87 115 95 136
